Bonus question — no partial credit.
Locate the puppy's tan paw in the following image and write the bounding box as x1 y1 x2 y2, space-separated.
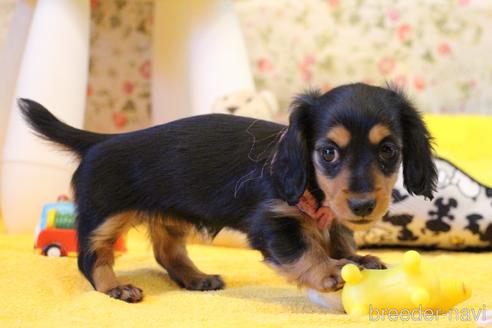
106 284 143 303
306 258 354 292
348 254 387 270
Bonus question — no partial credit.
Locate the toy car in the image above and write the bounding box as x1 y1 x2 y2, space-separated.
34 197 126 257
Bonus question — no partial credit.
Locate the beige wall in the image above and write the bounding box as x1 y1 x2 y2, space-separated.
0 1 15 54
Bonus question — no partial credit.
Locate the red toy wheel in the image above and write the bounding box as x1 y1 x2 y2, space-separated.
43 244 62 257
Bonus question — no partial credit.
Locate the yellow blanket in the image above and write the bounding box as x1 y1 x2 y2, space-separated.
1 230 491 327
1 115 491 326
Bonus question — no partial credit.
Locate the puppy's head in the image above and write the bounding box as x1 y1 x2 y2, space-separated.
272 83 437 230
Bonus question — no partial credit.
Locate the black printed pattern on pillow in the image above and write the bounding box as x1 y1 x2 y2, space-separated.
426 197 457 234
486 188 492 206
383 214 418 241
481 225 492 244
391 189 409 203
466 214 492 245
354 158 492 249
465 214 482 235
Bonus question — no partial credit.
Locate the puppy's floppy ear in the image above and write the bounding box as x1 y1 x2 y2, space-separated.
395 91 438 200
271 92 318 205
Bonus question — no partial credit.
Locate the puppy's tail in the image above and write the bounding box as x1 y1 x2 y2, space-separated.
18 98 112 158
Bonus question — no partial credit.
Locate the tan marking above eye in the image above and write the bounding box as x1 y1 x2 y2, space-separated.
326 125 351 148
368 124 391 145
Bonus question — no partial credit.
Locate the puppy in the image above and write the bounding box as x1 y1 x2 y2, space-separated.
20 83 437 303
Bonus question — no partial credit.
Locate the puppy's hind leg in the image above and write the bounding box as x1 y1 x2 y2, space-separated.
149 218 224 291
79 211 142 303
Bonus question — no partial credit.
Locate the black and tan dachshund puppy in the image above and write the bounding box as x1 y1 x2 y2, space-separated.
20 83 437 302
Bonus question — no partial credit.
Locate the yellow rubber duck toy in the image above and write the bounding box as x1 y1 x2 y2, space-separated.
339 250 471 316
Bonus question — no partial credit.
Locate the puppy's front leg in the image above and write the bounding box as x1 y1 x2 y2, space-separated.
249 216 352 292
329 220 386 270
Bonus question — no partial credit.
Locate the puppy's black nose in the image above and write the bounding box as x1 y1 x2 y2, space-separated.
348 198 376 217
227 106 238 114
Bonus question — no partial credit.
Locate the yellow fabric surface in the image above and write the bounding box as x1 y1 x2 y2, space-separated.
1 229 491 327
1 115 491 326
425 114 492 187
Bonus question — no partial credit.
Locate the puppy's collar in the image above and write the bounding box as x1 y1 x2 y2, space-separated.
296 190 334 230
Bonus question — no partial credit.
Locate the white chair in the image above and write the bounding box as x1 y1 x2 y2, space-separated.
152 0 254 122
1 0 90 233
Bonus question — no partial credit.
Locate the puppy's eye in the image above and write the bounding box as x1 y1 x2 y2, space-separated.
321 146 339 163
379 142 398 161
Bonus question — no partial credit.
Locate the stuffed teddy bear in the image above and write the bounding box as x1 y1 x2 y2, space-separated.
212 90 279 121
